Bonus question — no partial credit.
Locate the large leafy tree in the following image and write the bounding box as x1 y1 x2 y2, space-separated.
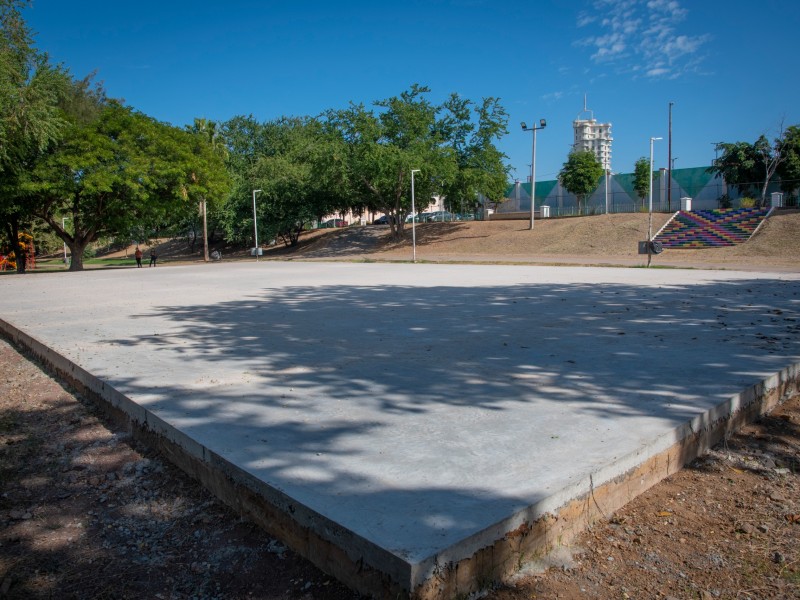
559 150 604 213
439 94 509 215
181 118 231 259
709 131 792 206
219 116 349 247
776 125 800 199
252 118 347 247
0 0 69 272
28 87 221 271
324 84 457 238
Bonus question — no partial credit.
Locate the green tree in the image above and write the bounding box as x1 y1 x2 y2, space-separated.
776 125 800 201
440 95 509 216
29 92 218 271
324 85 457 238
219 116 350 247
559 150 604 213
252 118 347 246
0 0 69 272
709 132 788 206
183 118 231 259
633 156 660 209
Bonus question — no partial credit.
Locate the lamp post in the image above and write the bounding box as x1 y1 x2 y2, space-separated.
410 169 420 263
252 189 262 261
648 136 662 267
521 119 546 230
61 216 70 265
668 101 673 211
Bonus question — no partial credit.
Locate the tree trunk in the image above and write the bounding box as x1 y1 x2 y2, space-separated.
67 240 88 271
67 244 86 271
43 213 93 272
4 219 26 274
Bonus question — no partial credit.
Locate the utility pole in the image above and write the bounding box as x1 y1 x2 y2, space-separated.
668 102 673 212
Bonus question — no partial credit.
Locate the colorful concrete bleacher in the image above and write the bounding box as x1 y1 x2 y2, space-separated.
654 207 772 249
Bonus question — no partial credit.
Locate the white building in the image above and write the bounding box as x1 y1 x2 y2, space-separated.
572 97 612 171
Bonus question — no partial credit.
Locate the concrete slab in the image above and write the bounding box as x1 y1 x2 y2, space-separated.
2 262 800 597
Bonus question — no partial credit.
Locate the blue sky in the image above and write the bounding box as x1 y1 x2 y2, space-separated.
25 0 800 183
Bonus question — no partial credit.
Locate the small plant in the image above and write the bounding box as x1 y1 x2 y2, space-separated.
740 197 756 208
718 193 732 209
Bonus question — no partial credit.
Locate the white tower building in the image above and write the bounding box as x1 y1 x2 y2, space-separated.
572 95 612 171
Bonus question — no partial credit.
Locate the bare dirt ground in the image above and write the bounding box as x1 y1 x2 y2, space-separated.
2 210 799 599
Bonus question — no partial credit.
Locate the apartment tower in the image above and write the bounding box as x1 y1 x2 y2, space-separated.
572 95 612 171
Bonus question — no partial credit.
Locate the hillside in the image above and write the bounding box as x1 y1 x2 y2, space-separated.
254 209 800 270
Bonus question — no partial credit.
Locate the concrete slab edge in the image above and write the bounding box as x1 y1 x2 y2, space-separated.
0 318 412 599
3 315 798 599
410 362 800 599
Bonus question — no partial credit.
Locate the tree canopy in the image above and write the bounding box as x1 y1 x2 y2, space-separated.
0 0 69 272
633 156 660 208
0 0 512 271
321 85 508 238
29 93 229 270
707 127 800 205
559 150 604 212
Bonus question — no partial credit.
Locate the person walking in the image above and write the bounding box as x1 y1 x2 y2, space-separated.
134 246 143 268
149 248 157 267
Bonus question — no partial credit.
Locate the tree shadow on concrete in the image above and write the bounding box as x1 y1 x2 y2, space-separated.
92 275 800 565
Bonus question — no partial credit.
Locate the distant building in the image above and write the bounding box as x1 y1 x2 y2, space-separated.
572 96 612 171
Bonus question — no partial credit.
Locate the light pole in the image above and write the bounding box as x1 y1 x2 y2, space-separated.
668 101 673 211
61 217 70 265
648 136 662 267
521 119 546 230
411 169 420 263
252 189 262 261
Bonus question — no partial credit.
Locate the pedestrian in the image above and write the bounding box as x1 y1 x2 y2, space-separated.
134 246 143 268
149 248 157 267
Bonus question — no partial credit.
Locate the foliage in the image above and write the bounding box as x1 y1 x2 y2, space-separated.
0 0 70 272
438 94 509 215
777 125 800 197
319 85 509 239
739 197 756 208
632 156 660 208
708 126 800 206
322 84 459 238
175 118 232 254
559 150 604 211
28 89 227 271
219 116 348 247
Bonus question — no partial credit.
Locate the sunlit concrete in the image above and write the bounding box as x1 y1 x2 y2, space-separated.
2 262 799 594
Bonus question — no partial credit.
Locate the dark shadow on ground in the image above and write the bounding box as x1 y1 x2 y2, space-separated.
91 275 800 561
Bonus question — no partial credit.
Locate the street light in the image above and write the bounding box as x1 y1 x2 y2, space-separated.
410 169 420 263
521 119 546 230
61 216 70 265
252 189 262 261
648 136 663 267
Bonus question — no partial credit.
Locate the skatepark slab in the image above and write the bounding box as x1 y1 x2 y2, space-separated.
2 262 799 597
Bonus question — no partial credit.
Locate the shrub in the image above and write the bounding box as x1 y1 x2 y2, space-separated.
740 197 756 208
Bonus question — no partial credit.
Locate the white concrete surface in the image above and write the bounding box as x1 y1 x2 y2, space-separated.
2 262 800 586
